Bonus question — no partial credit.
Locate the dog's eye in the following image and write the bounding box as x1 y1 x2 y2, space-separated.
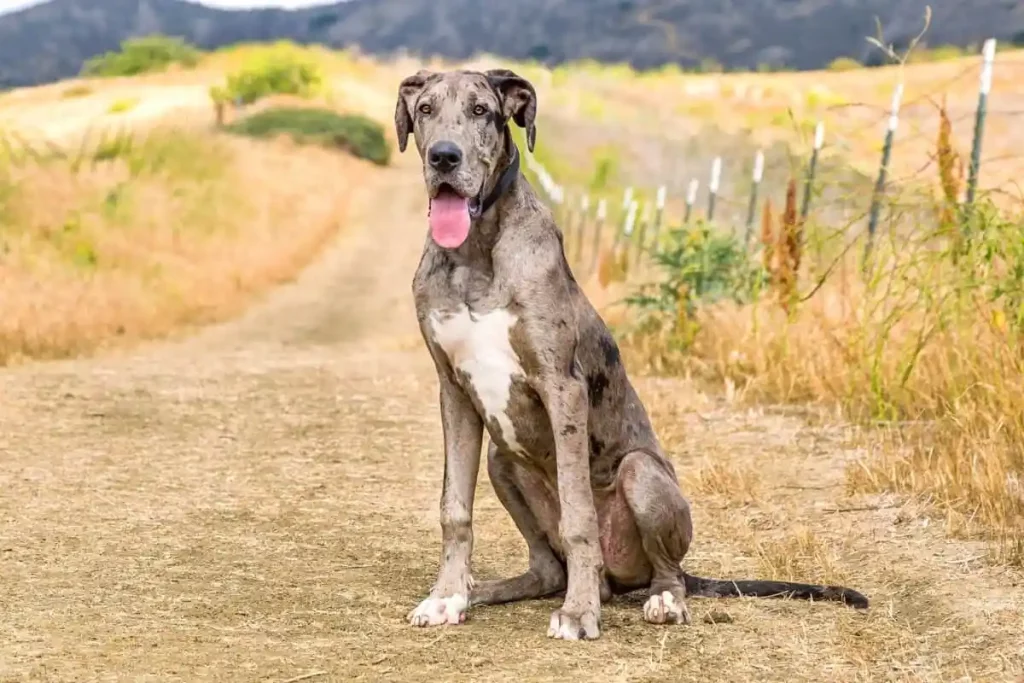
418 103 432 115
473 105 486 116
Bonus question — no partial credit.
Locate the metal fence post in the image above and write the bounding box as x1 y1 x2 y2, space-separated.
707 156 721 222
621 199 639 260
614 186 633 248
634 203 651 267
864 83 903 268
684 179 699 224
575 194 590 265
562 190 575 247
650 185 666 251
589 198 607 275
962 37 996 232
801 121 824 220
551 185 564 226
744 149 764 246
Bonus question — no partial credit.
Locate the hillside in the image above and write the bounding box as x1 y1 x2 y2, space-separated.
1 0 1024 88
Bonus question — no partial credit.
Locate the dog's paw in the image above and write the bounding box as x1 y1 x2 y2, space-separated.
643 590 691 625
408 594 469 627
547 607 601 640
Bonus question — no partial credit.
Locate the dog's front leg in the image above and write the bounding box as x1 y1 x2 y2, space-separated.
535 368 603 640
409 370 484 627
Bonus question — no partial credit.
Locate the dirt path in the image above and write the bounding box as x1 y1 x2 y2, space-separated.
2 101 1023 683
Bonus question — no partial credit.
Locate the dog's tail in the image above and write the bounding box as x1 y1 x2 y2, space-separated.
681 572 869 609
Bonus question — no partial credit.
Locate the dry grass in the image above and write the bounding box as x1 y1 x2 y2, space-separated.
662 239 1024 563
0 126 354 364
750 526 852 586
683 457 762 504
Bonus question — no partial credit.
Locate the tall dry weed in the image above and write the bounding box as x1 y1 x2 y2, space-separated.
936 95 964 233
760 197 776 275
754 178 803 313
775 177 802 312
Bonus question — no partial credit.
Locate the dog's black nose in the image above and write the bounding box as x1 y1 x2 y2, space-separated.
428 141 463 172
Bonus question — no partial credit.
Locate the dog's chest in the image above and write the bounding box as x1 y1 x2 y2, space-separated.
428 305 527 452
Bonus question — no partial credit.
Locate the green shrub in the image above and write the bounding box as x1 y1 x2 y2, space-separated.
107 97 139 114
81 35 200 78
624 221 766 349
827 57 862 71
217 49 324 105
224 107 391 165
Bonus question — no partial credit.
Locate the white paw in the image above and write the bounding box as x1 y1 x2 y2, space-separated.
547 608 601 640
643 591 691 625
408 594 469 627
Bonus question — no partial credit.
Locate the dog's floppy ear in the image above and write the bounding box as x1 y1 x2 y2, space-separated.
485 69 537 152
394 70 433 153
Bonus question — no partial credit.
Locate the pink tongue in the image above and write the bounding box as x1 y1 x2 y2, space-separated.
429 193 471 248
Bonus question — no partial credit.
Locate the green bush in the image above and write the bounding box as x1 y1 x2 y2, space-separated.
81 35 200 78
827 57 862 71
224 107 391 166
624 221 766 349
215 50 324 105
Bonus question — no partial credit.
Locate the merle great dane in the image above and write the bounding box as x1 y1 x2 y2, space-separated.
394 67 868 641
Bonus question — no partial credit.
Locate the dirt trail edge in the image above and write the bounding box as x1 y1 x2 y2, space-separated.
2 125 1023 683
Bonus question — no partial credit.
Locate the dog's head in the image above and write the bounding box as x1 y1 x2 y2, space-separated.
394 68 537 248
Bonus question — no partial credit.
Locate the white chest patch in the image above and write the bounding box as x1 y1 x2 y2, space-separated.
429 306 525 453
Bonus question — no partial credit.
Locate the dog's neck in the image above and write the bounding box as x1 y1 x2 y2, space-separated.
451 135 526 262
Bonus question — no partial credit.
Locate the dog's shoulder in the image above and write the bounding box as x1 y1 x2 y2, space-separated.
497 215 575 293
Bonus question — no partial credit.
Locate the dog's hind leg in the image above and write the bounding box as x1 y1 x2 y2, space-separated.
470 443 568 606
618 450 694 625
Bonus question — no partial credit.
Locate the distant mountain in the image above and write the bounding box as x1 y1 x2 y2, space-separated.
1 0 1023 88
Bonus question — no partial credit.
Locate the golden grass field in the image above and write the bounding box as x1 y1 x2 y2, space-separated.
0 42 1022 682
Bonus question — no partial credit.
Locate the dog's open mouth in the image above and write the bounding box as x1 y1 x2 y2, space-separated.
429 183 473 249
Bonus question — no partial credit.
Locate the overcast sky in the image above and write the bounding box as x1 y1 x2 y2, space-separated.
0 0 338 13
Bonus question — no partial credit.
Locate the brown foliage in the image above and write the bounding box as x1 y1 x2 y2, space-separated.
764 178 803 313
760 196 776 277
936 95 964 231
757 184 802 313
